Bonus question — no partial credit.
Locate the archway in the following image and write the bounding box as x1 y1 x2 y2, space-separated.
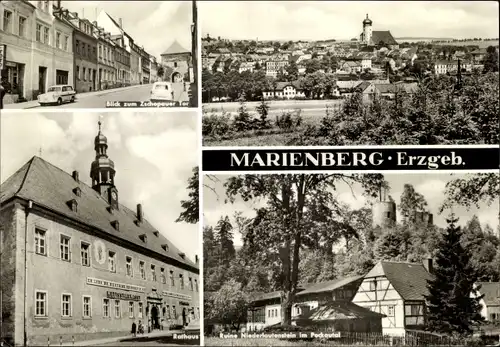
171 72 182 83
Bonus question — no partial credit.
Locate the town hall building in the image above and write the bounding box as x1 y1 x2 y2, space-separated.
0 122 199 346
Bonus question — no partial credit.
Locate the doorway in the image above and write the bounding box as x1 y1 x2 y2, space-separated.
182 307 187 326
151 305 159 330
171 72 182 83
38 66 47 94
56 70 68 85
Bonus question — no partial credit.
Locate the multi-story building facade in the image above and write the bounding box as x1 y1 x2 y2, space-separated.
265 59 289 78
129 41 141 85
111 35 130 87
161 41 192 83
149 56 158 83
0 123 200 346
94 21 116 90
0 0 74 103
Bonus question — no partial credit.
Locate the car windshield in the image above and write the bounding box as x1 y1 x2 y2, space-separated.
47 87 61 92
154 84 168 90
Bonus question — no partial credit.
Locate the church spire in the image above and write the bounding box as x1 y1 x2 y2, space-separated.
90 119 118 207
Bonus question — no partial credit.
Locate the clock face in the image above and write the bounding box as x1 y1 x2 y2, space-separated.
111 191 117 200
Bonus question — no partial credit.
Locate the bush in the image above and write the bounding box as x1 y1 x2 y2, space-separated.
203 113 233 138
275 110 303 131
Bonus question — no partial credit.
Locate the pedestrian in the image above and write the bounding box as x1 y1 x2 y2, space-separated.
131 321 137 337
0 84 5 110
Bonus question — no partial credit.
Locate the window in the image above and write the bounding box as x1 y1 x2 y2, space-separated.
404 304 425 326
388 305 395 317
18 16 26 37
61 294 72 317
151 264 156 281
179 274 184 289
169 270 175 286
139 261 146 279
76 66 80 80
172 305 176 319
64 35 68 51
56 32 61 49
174 62 178 68
369 280 377 291
103 299 110 318
35 291 47 317
166 305 170 318
76 40 79 54
35 228 46 255
43 26 49 44
160 268 166 284
82 43 86 56
36 23 42 42
194 279 198 292
81 242 90 266
138 302 143 318
83 296 91 318
128 302 134 318
83 67 86 81
114 300 120 318
3 10 12 32
60 235 71 261
189 278 193 291
126 256 133 277
108 251 116 272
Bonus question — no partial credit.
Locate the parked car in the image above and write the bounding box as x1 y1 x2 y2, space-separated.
38 85 76 106
150 81 174 102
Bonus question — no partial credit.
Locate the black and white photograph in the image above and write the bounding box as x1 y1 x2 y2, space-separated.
201 1 499 146
0 112 200 346
1 0 198 109
203 173 500 346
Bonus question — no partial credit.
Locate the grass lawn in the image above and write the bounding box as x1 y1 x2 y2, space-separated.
203 113 325 147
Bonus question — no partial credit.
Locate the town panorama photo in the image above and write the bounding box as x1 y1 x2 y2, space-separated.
201 1 499 147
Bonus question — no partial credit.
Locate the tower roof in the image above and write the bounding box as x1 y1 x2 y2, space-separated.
162 40 190 55
363 13 372 25
94 120 108 146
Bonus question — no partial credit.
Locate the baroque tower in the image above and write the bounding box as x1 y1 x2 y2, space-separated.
90 120 119 209
362 14 373 45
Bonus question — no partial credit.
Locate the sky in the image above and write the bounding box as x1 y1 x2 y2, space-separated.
201 1 499 41
203 173 500 247
61 1 193 60
1 111 199 262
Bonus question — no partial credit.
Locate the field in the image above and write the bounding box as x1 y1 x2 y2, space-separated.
202 112 324 147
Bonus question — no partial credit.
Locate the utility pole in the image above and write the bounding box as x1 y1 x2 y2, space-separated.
190 0 198 107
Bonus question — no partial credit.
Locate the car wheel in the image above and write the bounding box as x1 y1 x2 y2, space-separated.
57 98 62 106
70 96 75 103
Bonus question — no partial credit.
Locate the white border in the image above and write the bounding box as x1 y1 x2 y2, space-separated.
204 169 498 175
203 144 499 150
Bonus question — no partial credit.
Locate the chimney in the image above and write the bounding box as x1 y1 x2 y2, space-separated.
72 170 79 182
56 0 61 8
137 204 143 222
195 255 199 264
423 258 433 274
119 18 123 28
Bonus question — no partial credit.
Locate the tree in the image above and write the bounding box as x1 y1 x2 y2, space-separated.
425 215 484 336
205 279 250 331
399 184 428 223
285 60 299 81
255 99 271 128
224 174 386 325
214 215 235 266
157 66 165 80
176 166 199 224
232 97 252 131
483 46 499 73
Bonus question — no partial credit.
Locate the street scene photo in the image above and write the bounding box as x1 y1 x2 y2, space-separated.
201 1 499 146
203 173 500 346
1 1 198 109
0 111 200 346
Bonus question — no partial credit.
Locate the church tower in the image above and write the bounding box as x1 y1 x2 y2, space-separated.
362 14 373 45
90 120 119 209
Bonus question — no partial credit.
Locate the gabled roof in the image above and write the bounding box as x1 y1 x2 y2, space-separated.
477 282 500 306
275 81 302 90
298 276 363 295
371 31 398 46
162 40 190 55
364 261 432 301
0 156 198 273
296 301 385 321
356 81 372 92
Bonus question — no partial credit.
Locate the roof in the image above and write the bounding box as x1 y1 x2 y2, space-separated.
298 276 363 295
336 80 362 90
364 261 432 301
370 31 398 46
296 301 385 321
356 81 372 92
477 282 500 306
275 81 302 90
0 156 198 273
162 41 190 55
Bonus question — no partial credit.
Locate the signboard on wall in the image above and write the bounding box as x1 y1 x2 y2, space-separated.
162 290 191 301
0 45 6 71
86 277 145 293
106 291 141 301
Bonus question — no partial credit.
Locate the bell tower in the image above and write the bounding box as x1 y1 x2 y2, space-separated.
362 14 373 45
90 120 118 209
